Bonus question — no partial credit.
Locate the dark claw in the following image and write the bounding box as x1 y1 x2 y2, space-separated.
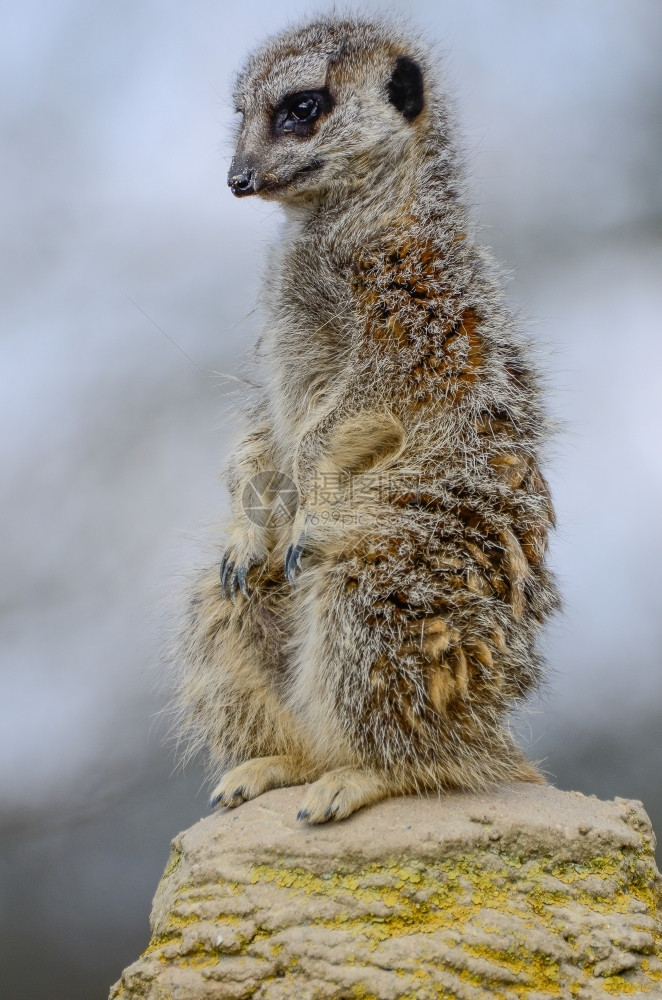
209 791 224 810
232 560 260 600
221 558 234 598
237 565 249 599
296 809 309 822
285 537 305 586
323 790 341 820
232 786 245 800
222 554 261 600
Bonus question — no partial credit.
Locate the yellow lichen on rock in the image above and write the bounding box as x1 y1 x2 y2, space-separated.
110 785 662 1000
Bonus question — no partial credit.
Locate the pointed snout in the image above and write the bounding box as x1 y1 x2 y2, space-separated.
228 155 258 197
228 168 255 196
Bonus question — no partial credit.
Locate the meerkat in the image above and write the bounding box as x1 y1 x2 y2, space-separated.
174 15 560 823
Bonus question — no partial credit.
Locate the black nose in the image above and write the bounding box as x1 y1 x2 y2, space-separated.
228 169 255 196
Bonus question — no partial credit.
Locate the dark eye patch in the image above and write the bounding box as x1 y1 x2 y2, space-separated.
272 88 334 137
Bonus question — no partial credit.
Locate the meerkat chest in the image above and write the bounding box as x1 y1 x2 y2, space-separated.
262 240 355 449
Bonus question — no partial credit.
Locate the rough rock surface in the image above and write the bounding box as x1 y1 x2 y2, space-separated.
110 784 662 999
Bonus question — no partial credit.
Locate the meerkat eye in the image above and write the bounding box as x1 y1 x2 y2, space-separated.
292 97 316 121
272 88 334 137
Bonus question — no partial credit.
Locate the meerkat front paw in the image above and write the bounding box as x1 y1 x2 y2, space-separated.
220 550 257 600
209 755 313 810
297 767 390 823
220 544 266 599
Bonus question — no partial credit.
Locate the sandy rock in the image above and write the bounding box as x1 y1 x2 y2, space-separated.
110 784 662 999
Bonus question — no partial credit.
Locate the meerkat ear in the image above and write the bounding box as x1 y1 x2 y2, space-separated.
387 55 424 121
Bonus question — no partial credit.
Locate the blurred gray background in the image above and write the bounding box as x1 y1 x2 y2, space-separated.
1 1 661 997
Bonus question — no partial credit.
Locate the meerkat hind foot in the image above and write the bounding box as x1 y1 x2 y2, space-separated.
297 766 391 824
209 755 312 811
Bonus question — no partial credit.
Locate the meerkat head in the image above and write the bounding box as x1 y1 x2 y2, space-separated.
228 17 430 206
